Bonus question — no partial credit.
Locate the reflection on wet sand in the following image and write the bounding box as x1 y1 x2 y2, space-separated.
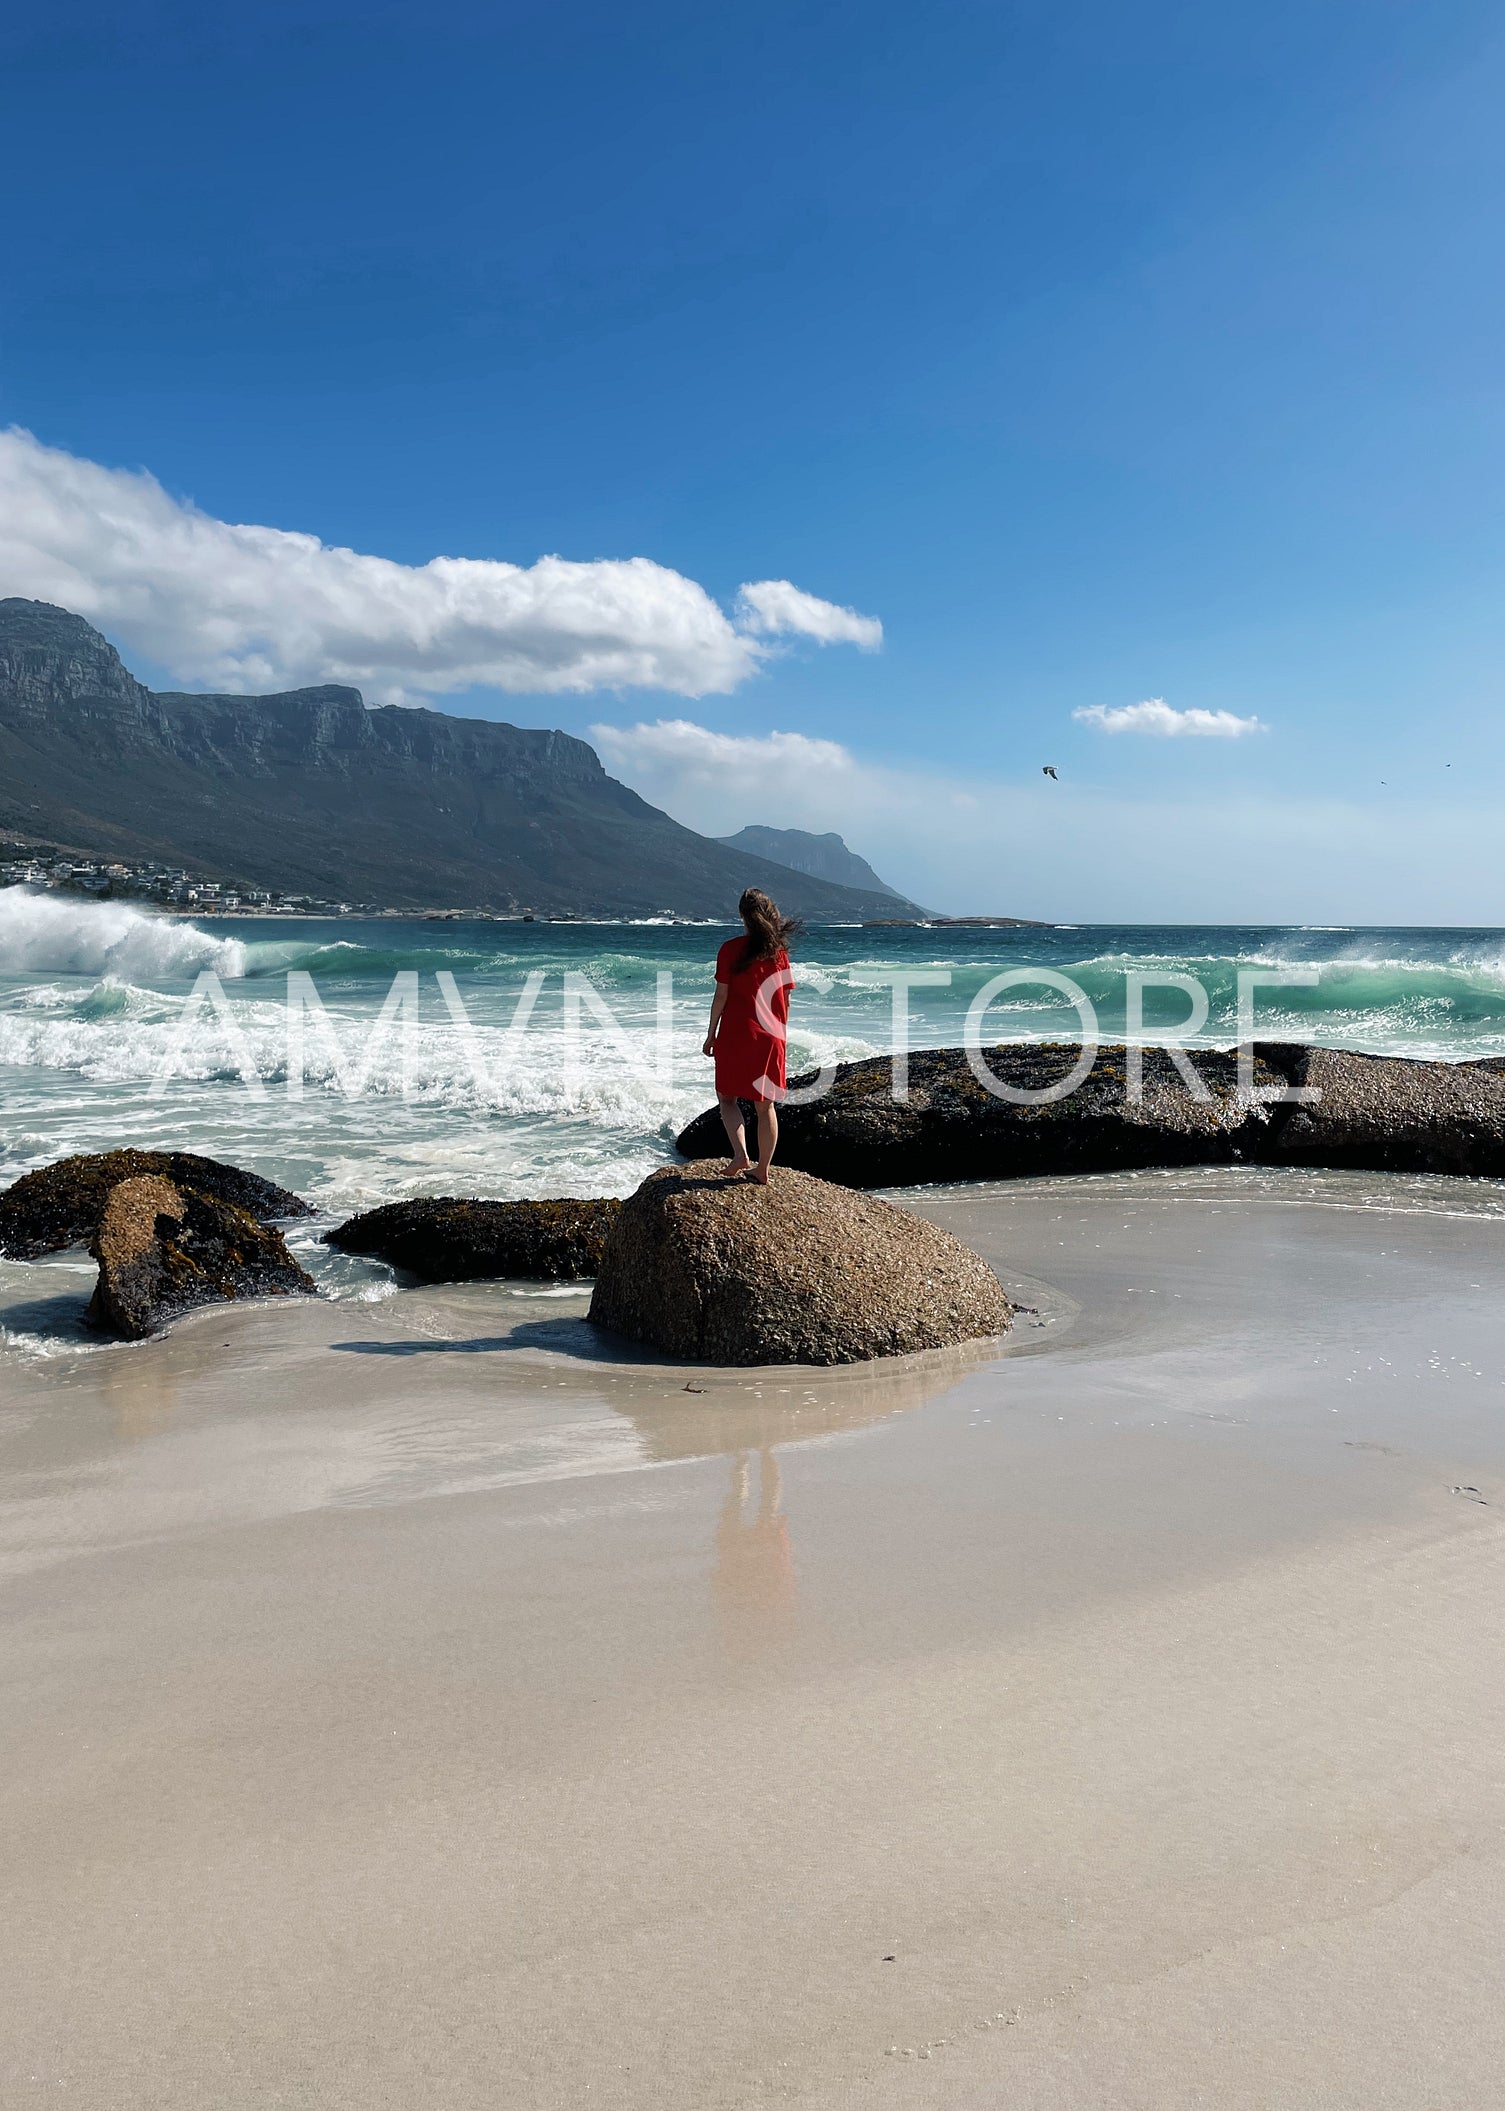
605 1348 1002 1658
0 1292 1008 1590
607 1335 999 1464
714 1450 797 1656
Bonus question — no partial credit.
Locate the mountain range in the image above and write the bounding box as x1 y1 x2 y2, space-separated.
0 599 932 920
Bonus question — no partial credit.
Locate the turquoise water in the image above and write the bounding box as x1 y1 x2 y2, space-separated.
5 888 1505 1222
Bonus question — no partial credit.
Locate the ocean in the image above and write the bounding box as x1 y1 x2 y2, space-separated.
5 884 1505 1355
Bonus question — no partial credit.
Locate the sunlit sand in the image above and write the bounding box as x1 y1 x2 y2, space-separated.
4 1168 1505 2106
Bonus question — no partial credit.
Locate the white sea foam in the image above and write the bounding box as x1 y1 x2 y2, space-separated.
0 888 245 981
0 994 877 1124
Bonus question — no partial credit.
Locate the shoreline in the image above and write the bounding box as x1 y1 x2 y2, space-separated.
11 915 1505 1231
5 1169 1505 2104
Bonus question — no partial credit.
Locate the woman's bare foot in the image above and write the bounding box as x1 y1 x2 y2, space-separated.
723 1155 753 1177
750 1165 772 1185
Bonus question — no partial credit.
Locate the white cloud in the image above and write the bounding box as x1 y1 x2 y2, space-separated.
594 717 978 898
735 578 883 650
0 428 878 703
1074 698 1266 737
592 719 858 823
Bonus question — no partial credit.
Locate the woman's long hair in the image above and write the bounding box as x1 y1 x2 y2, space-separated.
738 888 802 967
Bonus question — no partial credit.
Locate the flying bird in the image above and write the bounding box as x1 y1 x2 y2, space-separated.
1042 765 1058 780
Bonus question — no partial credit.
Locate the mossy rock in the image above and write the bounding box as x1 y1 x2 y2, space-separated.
326 1196 620 1281
87 1176 316 1339
0 1150 312 1260
676 1043 1279 1188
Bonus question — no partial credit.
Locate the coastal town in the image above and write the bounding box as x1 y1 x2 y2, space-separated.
0 843 358 915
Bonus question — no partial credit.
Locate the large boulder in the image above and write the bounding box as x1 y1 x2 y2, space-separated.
676 1042 1505 1187
87 1175 316 1340
0 1149 311 1259
675 1044 1279 1188
588 1161 1011 1366
325 1196 620 1281
1253 1046 1505 1176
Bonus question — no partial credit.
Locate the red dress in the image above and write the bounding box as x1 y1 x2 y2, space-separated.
714 940 794 1103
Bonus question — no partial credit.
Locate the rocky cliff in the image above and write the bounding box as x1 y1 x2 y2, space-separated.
0 599 918 918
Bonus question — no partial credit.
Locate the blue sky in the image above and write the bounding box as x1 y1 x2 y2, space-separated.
3 0 1505 919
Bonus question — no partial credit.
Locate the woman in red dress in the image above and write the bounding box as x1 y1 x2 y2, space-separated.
702 889 800 1184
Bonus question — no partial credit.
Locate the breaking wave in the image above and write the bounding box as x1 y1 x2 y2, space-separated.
0 971 874 1124
1033 948 1505 1053
0 887 245 981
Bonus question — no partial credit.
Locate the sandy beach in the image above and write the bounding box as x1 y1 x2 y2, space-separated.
11 0 1505 2093
5 1166 1505 2107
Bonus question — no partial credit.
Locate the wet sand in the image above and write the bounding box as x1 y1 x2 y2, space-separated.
4 1166 1505 2107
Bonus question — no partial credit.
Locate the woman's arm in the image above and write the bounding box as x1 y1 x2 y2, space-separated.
703 981 729 1058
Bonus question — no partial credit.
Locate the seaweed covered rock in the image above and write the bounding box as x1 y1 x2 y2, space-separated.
326 1196 620 1281
676 1044 1279 1189
87 1175 316 1340
1254 1046 1505 1177
0 1150 311 1259
676 1041 1505 1188
589 1161 1010 1366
